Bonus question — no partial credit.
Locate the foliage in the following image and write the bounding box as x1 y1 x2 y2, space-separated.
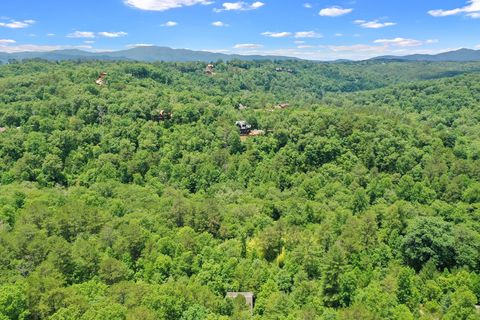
0 59 479 319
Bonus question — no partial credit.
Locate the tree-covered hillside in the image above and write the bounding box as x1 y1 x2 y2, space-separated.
0 59 480 320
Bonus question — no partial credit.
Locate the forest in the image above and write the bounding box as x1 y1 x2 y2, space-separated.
0 58 480 319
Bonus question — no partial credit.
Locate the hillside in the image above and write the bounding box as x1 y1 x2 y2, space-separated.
0 46 299 63
2 47 480 63
373 48 480 62
0 59 479 319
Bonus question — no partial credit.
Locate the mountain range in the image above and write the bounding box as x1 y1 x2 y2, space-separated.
1 46 480 63
0 46 297 63
372 48 480 62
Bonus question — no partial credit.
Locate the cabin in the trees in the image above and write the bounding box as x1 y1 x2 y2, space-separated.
275 103 289 109
205 64 215 75
154 110 173 121
95 72 107 86
274 67 294 74
226 292 254 313
235 121 252 135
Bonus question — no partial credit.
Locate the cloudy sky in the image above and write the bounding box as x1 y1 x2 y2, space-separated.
0 0 479 60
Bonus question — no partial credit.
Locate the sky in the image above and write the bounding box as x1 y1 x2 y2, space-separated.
0 0 479 60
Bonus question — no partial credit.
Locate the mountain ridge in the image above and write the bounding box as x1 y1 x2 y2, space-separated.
0 46 300 63
371 48 480 62
1 46 480 63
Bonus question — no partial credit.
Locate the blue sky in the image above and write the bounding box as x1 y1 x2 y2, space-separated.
0 0 479 60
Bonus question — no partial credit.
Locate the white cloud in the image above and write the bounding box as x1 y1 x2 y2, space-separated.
76 45 93 50
67 31 127 39
262 31 292 38
234 43 263 49
428 0 480 18
47 33 55 37
224 44 463 61
215 1 264 12
127 43 154 48
426 39 439 44
0 44 92 53
212 21 228 27
0 39 16 44
335 33 343 37
295 31 323 38
125 0 213 11
304 3 312 9
324 37 430 58
67 31 95 38
250 1 264 8
324 44 435 59
319 6 352 17
354 19 396 29
261 31 322 39
201 48 230 53
98 31 128 38
219 2 240 10
0 19 36 29
297 45 315 49
328 44 388 53
229 47 328 60
161 21 178 27
374 37 423 47
1 44 58 52
84 40 95 44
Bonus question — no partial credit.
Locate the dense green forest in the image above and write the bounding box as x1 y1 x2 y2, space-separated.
0 59 480 320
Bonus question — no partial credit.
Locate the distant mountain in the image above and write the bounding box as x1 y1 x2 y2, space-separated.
0 49 117 62
2 46 480 64
372 48 480 62
0 46 299 63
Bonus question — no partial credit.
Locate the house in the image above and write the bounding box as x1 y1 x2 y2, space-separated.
275 67 294 74
156 110 173 121
274 103 289 109
95 72 107 86
205 64 215 75
226 292 254 313
235 121 252 135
